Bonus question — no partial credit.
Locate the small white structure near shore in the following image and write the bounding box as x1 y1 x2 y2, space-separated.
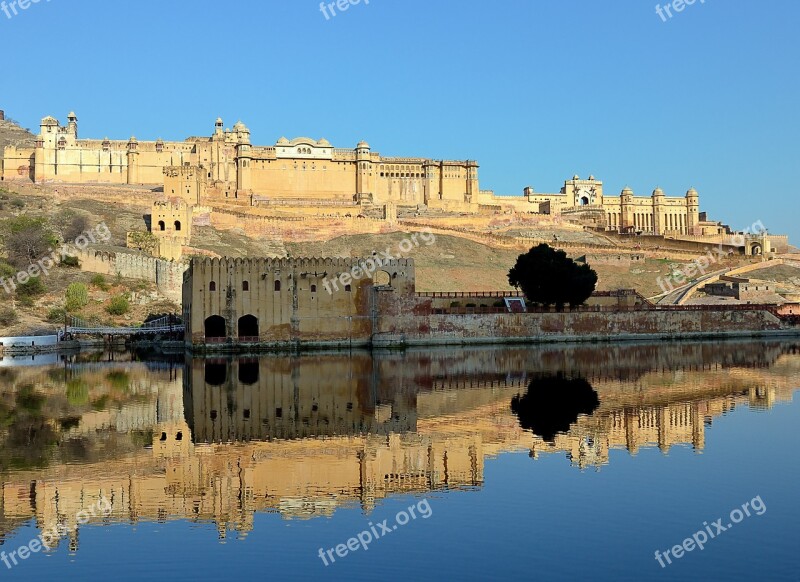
0 334 59 353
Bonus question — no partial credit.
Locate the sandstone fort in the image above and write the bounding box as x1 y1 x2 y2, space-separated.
1 111 745 241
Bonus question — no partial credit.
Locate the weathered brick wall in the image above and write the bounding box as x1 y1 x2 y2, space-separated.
374 305 783 345
76 248 187 301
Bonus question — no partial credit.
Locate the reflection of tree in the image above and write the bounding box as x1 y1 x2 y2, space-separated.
511 374 600 442
0 371 155 472
0 385 58 471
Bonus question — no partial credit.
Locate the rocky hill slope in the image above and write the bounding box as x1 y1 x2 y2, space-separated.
0 116 36 151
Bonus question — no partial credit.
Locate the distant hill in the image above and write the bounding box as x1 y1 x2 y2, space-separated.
0 115 36 151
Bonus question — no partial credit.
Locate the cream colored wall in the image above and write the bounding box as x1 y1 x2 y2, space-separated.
249 158 358 200
184 257 416 344
0 146 35 180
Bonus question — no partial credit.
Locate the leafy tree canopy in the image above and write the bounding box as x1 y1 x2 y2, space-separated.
508 243 598 309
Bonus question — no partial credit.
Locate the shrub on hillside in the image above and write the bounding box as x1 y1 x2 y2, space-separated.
65 283 89 312
0 307 18 327
16 276 46 306
90 274 109 291
0 260 15 279
60 255 80 268
106 294 130 316
54 210 89 243
47 307 66 323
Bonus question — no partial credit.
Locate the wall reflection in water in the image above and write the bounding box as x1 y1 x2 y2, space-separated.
0 341 798 548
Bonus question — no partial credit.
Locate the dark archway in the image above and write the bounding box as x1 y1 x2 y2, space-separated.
158 220 165 231
580 196 590 206
511 374 599 442
174 220 182 231
204 315 226 339
238 360 259 385
205 361 228 386
238 314 259 340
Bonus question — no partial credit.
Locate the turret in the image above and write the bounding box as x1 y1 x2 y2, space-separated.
233 120 250 145
685 187 699 234
127 137 139 184
652 187 665 234
234 122 252 195
39 116 59 146
355 141 372 203
67 111 78 138
465 160 479 203
620 186 634 232
34 135 45 182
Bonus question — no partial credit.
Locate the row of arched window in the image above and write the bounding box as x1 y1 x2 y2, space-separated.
381 172 424 178
157 220 181 231
207 281 351 292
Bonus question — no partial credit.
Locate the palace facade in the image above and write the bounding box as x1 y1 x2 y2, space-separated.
1 111 715 236
0 112 479 212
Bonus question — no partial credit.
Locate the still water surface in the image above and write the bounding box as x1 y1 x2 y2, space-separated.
0 340 798 581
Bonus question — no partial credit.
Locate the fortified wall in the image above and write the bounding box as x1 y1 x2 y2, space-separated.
77 247 187 301
182 256 415 346
183 257 798 351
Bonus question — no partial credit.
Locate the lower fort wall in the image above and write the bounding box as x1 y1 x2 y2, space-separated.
76 248 187 301
187 287 794 351
372 306 787 347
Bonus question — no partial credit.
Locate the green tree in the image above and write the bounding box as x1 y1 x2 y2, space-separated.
508 244 598 309
0 216 57 268
106 294 130 316
65 282 89 312
15 276 46 306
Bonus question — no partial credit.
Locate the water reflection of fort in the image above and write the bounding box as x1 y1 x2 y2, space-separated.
0 341 797 548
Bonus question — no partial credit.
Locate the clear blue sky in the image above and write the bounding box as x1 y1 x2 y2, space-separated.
1 0 797 242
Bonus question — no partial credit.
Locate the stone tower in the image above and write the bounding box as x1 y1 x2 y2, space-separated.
466 160 479 203
356 140 372 203
652 187 665 235
620 186 634 231
685 187 699 235
234 121 252 198
66 111 78 138
127 136 139 184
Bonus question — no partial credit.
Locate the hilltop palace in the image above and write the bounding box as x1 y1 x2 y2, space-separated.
0 111 723 238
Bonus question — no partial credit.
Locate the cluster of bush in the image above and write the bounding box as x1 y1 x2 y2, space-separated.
0 210 132 328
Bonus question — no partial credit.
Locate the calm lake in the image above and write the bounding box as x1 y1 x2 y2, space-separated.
0 340 798 581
